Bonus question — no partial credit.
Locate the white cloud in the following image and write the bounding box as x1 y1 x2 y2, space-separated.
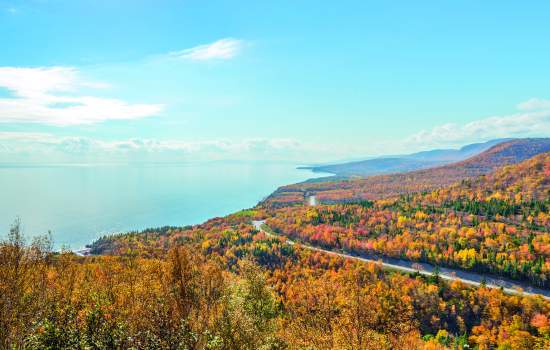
0 67 163 126
402 98 550 150
517 98 550 111
170 38 244 61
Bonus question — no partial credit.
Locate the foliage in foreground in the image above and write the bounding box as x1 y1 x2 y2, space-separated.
1 221 280 350
3 215 549 350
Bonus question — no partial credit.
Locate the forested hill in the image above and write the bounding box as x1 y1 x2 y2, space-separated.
265 151 550 288
264 138 550 207
425 151 550 204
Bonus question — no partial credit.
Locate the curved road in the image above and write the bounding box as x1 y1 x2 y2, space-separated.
252 220 550 300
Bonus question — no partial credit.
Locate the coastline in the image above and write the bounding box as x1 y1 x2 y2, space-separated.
1 161 322 251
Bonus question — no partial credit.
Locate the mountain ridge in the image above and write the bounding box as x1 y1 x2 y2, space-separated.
306 138 510 177
264 138 550 207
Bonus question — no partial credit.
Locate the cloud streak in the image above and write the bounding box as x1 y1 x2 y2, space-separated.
517 98 550 111
402 98 550 150
170 38 244 60
0 67 163 126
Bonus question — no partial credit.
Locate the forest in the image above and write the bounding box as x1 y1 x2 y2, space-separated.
2 212 550 349
266 153 550 287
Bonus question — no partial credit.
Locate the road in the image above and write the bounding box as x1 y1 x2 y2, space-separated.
252 220 550 300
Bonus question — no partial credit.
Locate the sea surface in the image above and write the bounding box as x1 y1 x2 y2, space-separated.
0 162 322 250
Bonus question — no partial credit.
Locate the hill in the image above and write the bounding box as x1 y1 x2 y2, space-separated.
307 139 508 177
264 138 550 207
266 152 550 287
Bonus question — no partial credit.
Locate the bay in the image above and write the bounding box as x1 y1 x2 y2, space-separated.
0 162 322 250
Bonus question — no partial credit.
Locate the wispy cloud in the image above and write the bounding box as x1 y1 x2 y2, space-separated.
517 98 550 111
402 98 550 150
0 67 163 126
170 38 245 61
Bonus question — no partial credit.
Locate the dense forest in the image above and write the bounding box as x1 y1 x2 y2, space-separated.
266 153 550 287
2 212 549 349
2 144 550 349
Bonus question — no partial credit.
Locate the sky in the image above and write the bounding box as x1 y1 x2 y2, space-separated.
0 0 549 163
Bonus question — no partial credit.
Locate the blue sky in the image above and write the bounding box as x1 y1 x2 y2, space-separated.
0 0 549 163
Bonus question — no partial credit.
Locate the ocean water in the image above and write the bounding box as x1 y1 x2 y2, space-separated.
0 162 321 250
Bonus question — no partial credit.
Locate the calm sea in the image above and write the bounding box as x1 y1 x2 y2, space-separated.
0 162 322 250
